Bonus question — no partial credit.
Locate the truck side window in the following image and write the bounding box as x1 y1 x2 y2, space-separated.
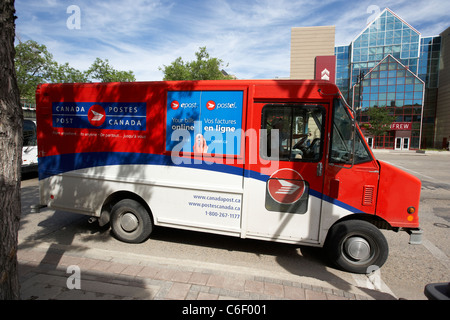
261 105 324 162
330 99 372 164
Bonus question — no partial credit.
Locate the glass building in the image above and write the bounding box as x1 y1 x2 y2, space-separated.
335 8 441 150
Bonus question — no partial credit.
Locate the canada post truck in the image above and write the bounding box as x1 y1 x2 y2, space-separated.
35 80 422 273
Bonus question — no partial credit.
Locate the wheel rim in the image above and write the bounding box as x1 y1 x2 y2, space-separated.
120 212 139 232
343 236 372 262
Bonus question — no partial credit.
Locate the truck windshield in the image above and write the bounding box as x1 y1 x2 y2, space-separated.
330 99 372 164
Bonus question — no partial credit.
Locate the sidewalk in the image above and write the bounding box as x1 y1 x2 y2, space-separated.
371 149 450 155
17 243 396 301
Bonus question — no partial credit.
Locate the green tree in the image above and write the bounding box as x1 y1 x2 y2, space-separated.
85 58 135 83
159 47 233 80
15 41 136 102
14 40 54 101
366 107 396 141
160 56 191 81
48 62 88 83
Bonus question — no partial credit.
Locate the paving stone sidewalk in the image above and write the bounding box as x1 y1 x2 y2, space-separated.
17 245 395 301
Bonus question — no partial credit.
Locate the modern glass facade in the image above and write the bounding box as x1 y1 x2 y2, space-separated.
335 8 441 149
354 55 424 149
335 45 350 101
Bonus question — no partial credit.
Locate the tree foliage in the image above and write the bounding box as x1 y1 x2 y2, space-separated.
15 40 136 101
48 62 88 84
85 58 135 83
159 47 233 81
365 107 396 137
14 40 54 102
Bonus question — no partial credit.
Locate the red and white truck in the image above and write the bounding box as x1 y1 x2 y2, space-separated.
35 79 422 273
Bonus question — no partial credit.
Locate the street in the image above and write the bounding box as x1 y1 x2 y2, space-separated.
19 151 450 300
372 151 450 299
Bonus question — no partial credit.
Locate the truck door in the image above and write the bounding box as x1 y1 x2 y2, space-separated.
324 98 379 218
243 103 327 243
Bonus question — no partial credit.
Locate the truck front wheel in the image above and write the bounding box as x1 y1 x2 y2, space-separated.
110 199 153 243
325 220 389 274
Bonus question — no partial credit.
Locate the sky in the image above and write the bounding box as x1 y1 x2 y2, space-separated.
15 0 450 81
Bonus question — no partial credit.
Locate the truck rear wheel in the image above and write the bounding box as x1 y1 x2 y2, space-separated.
325 220 388 274
110 199 153 243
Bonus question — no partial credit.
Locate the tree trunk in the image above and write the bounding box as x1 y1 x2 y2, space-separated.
0 0 23 300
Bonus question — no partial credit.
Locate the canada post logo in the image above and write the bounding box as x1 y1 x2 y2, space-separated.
52 102 146 131
206 100 216 110
88 105 106 127
170 100 180 110
267 169 306 204
265 168 309 214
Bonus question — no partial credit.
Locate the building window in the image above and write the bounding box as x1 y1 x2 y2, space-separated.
350 9 420 89
355 55 424 149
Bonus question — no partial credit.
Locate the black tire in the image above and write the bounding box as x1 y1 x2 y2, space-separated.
110 199 153 243
325 220 389 274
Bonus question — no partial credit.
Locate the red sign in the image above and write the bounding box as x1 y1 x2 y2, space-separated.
315 56 336 84
390 122 412 130
267 169 306 204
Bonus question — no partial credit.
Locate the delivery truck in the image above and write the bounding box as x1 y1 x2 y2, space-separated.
35 79 422 273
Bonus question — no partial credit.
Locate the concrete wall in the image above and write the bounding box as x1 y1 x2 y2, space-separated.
290 26 335 79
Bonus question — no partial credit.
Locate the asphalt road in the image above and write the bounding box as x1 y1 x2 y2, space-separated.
19 151 450 300
373 151 450 300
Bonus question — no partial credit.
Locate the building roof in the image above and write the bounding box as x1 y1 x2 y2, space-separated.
351 8 421 46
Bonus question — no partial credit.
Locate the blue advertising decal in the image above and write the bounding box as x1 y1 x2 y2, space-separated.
52 102 146 131
166 91 244 155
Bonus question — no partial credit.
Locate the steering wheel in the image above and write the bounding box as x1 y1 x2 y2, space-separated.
303 138 320 157
292 135 308 150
